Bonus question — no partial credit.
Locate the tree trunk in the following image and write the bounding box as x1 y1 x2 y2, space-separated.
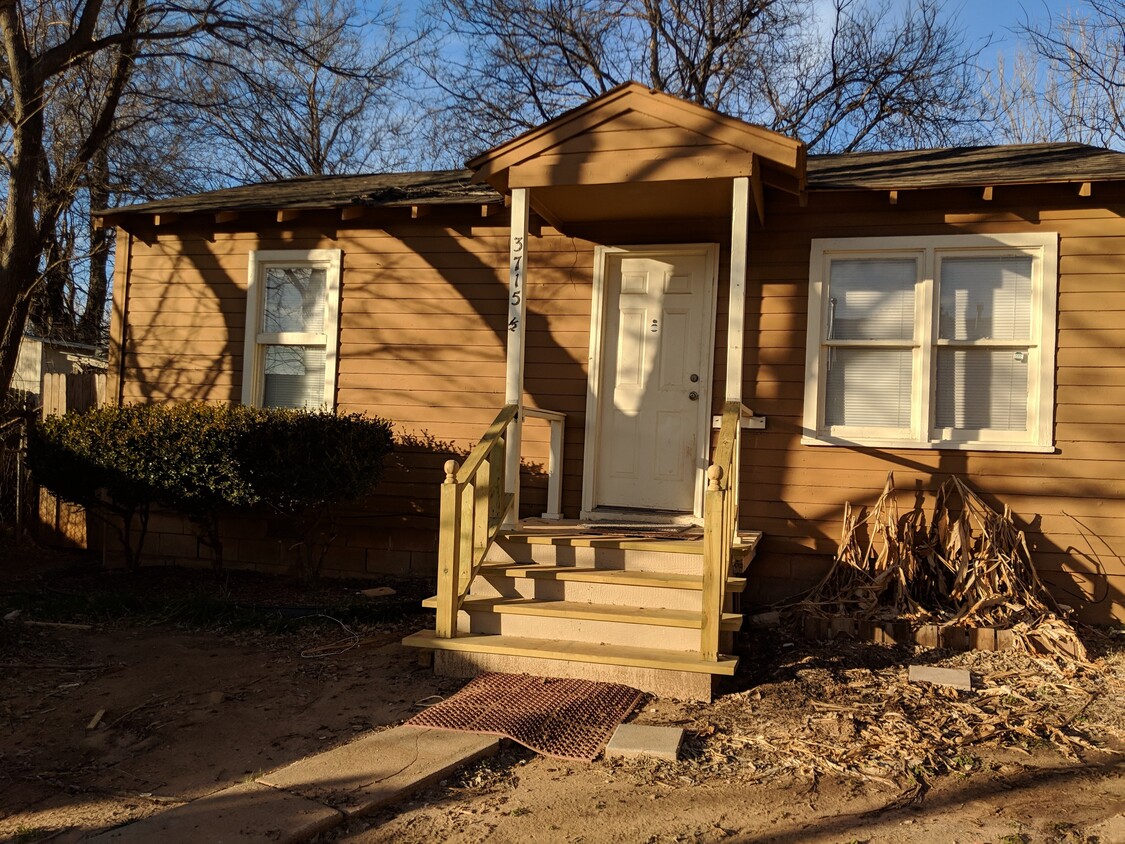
79 147 112 346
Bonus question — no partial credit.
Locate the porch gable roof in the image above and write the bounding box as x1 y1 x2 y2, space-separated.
467 82 807 197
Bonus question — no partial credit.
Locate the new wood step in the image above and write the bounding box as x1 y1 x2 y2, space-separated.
497 529 762 559
421 596 743 631
402 630 739 676
479 563 748 593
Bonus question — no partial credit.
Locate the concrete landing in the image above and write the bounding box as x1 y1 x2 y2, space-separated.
90 727 500 842
259 727 500 817
88 781 341 843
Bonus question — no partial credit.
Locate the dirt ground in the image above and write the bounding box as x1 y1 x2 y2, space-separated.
1 550 1123 843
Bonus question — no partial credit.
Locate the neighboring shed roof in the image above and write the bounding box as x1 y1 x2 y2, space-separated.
100 143 1125 221
807 143 1125 190
98 169 495 218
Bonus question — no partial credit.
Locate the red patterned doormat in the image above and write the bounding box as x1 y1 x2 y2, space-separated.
405 673 643 762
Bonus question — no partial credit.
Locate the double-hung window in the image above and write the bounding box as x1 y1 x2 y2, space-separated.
803 234 1057 451
242 249 342 409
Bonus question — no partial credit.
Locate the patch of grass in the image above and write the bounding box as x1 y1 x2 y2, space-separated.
509 806 531 817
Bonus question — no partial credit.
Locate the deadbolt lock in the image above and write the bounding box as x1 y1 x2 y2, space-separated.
689 373 700 383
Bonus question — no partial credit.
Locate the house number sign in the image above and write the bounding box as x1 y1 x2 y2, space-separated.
508 236 524 332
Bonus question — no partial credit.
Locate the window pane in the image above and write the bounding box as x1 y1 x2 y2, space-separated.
825 348 913 429
262 345 326 408
264 266 327 333
935 348 1029 431
828 259 917 340
939 256 1032 340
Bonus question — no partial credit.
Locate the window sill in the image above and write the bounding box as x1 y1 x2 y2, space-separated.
800 435 1056 454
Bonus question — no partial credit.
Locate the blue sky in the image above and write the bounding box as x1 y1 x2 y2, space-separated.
923 1 1078 68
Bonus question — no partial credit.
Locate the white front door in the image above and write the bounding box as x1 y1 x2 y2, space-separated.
591 247 716 514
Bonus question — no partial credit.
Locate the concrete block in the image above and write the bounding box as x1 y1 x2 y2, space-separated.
605 724 684 761
89 780 341 843
257 727 499 818
907 665 972 691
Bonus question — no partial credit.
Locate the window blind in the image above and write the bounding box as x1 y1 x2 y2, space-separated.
939 256 1032 341
263 346 326 409
828 259 917 340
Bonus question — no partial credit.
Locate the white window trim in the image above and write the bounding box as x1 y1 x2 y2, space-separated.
241 248 342 409
803 233 1058 452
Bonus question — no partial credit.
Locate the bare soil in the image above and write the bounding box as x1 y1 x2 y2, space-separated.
1 548 1122 843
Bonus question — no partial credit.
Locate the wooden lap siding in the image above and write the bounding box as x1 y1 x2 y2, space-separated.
111 206 595 576
742 183 1125 624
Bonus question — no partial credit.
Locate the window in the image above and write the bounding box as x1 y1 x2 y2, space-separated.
803 234 1058 451
242 249 342 409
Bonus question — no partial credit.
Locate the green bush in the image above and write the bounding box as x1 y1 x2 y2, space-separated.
28 403 393 573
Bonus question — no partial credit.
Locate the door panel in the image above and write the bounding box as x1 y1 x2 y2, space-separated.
596 251 711 512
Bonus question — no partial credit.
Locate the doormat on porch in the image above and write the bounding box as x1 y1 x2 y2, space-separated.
581 523 704 540
405 672 642 762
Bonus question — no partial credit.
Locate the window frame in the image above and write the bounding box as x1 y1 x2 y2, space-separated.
802 233 1058 452
241 248 342 410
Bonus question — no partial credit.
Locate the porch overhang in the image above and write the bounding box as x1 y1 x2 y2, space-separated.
468 82 807 228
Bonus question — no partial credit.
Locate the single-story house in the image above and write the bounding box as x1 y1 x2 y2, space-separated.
98 83 1125 698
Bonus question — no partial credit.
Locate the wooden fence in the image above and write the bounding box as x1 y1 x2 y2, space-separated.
37 371 106 548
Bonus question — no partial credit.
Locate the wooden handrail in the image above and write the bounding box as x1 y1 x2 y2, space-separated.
455 404 518 484
701 401 744 660
433 403 570 639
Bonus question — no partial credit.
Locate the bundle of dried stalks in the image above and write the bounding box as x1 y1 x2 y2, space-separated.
800 473 1086 661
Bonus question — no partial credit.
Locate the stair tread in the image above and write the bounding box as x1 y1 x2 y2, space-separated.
402 629 739 676
496 529 762 558
480 563 748 593
421 595 742 630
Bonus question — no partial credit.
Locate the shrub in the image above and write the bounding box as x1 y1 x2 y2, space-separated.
28 403 393 574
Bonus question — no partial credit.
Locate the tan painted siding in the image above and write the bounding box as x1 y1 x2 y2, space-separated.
113 183 1125 621
742 184 1125 622
114 206 598 572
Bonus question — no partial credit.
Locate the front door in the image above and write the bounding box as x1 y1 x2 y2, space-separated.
592 247 716 514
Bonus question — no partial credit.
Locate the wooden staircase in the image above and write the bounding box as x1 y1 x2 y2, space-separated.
401 401 755 701
403 527 761 700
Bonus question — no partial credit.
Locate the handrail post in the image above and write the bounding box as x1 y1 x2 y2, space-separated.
701 464 725 661
435 460 461 639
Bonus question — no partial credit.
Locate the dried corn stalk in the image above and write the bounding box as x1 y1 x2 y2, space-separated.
800 473 1086 661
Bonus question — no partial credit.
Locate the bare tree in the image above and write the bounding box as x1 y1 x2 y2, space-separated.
424 0 989 161
0 0 422 394
191 0 421 181
1009 1 1125 148
0 0 271 394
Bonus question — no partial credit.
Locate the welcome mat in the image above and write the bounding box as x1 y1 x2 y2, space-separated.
580 523 704 540
405 673 643 762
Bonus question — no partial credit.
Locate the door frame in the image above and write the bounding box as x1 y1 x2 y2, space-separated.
580 243 720 520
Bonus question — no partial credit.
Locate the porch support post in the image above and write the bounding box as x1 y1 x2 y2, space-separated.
726 176 750 403
503 188 530 526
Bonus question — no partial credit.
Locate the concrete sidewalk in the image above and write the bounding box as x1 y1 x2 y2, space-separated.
90 727 499 843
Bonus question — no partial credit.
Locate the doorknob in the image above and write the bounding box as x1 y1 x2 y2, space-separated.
688 391 699 401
